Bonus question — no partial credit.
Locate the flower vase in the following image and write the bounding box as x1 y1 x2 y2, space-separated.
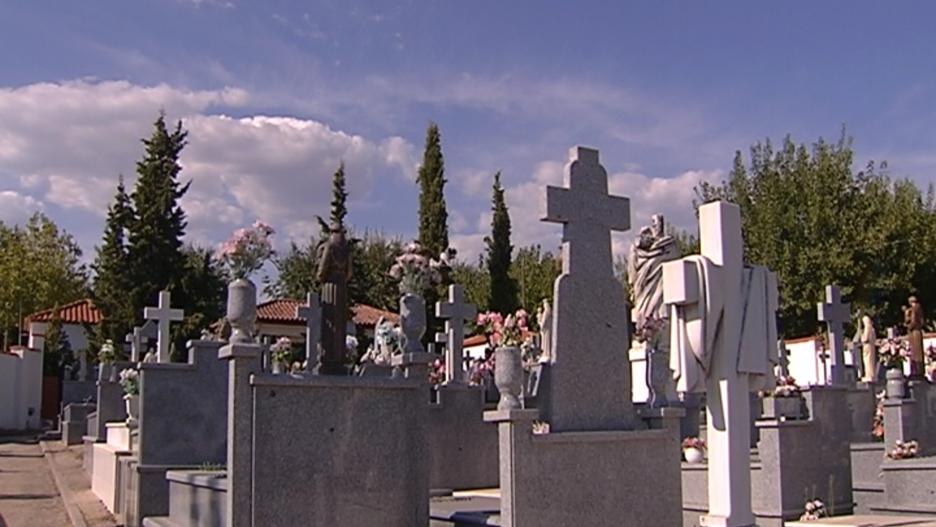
886 367 906 399
125 394 139 428
494 346 523 410
227 278 257 343
271 361 283 375
400 293 426 354
684 447 704 464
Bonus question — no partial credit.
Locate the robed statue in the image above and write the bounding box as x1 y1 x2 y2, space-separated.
905 296 925 380
317 224 353 375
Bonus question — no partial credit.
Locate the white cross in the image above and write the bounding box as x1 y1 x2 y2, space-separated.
543 147 630 276
125 326 146 363
817 284 851 385
143 291 184 363
663 201 755 526
435 284 477 384
297 292 321 372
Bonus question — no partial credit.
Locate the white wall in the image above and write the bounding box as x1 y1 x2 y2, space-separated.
28 321 91 355
0 347 43 430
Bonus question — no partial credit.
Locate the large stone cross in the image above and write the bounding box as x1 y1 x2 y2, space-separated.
296 292 321 372
540 146 633 431
143 291 184 363
663 201 759 527
436 284 477 384
125 326 146 363
818 284 851 386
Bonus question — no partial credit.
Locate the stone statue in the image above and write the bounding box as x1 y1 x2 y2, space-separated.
905 296 925 380
317 225 353 375
860 313 877 383
536 299 553 363
628 214 680 343
361 317 398 365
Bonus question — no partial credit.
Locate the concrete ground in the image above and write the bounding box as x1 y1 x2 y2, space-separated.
786 515 936 526
0 433 69 527
0 432 115 527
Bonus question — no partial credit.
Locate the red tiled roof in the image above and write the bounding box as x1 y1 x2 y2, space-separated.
26 299 102 325
256 299 400 327
464 334 488 347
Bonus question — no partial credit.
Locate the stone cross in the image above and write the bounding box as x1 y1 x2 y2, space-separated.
143 290 184 363
818 284 851 386
663 201 777 527
125 326 146 363
540 146 633 431
435 284 477 385
296 292 321 372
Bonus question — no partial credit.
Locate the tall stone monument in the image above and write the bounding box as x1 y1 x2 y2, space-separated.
818 284 851 386
317 225 352 375
664 200 779 527
541 146 634 431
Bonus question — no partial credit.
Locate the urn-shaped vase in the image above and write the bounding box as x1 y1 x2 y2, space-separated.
400 293 426 354
495 346 523 410
886 367 906 399
683 447 704 464
125 394 140 428
227 278 257 343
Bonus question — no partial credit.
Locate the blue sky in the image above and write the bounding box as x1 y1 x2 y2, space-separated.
2 1 936 264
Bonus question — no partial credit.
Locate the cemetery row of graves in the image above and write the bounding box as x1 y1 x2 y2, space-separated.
5 145 936 527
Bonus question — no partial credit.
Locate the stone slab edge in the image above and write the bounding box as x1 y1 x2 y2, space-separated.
40 440 89 527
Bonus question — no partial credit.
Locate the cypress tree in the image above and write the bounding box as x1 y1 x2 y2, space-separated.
485 172 518 314
126 114 190 344
92 176 134 345
330 161 348 228
416 122 449 257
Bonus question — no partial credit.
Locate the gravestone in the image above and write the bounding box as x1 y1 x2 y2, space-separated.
143 291 184 363
818 284 852 386
296 292 321 372
125 327 147 363
540 146 633 431
664 200 779 527
436 284 477 385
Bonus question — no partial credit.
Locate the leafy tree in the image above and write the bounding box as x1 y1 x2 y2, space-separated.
126 114 191 336
329 162 348 228
42 309 74 377
0 213 87 349
171 246 227 360
92 176 134 346
417 122 449 257
695 131 936 336
452 259 490 314
510 244 561 316
485 172 518 314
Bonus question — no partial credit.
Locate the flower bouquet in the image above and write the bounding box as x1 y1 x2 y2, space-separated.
388 241 446 295
119 368 139 396
270 337 292 372
682 437 706 463
217 221 275 280
799 499 827 520
98 339 117 364
879 338 910 369
886 439 920 460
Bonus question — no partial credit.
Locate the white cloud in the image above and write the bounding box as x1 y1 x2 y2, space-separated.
0 191 42 226
0 80 416 253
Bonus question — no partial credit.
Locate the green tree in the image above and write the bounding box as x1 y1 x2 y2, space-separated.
42 309 74 377
330 162 348 228
92 176 134 346
452 259 490 314
0 213 87 349
485 172 518 314
171 246 227 360
417 122 449 257
126 114 190 328
510 244 561 317
695 131 936 336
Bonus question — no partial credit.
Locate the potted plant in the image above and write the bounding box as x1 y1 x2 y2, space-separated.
388 241 447 355
477 309 529 410
270 337 292 375
217 221 275 343
119 367 140 427
879 338 909 398
682 437 706 464
799 499 827 521
761 375 805 420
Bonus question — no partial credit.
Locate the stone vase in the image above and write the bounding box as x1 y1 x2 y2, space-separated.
683 447 704 464
271 361 284 375
886 367 906 399
227 278 257 343
400 293 426 354
125 394 139 428
494 346 523 410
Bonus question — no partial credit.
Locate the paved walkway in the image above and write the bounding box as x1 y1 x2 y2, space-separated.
787 515 936 526
0 433 69 527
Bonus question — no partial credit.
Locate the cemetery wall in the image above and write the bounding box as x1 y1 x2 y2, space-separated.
0 346 43 430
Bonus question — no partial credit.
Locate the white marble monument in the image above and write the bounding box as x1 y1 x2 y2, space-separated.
143 290 184 363
664 200 779 527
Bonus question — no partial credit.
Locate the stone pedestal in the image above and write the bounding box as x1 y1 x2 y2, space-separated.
91 421 136 513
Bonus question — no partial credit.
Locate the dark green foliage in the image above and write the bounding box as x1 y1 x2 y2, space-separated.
92 176 134 346
126 114 190 335
330 162 348 228
452 259 491 314
171 246 227 360
695 131 936 336
417 122 449 257
485 173 518 314
42 310 73 376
